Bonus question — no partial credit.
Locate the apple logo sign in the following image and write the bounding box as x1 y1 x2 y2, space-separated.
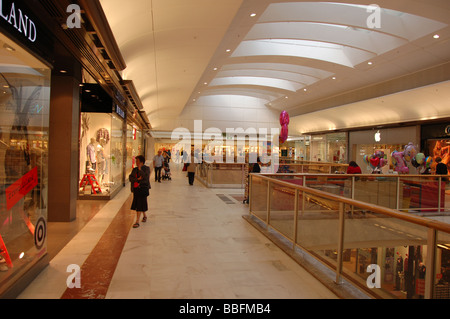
375 131 381 142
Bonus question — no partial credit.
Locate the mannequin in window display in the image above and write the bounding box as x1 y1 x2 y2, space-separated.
97 138 107 187
395 253 403 291
86 137 97 174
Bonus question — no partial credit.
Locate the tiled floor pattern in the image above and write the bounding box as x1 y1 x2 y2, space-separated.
19 165 337 299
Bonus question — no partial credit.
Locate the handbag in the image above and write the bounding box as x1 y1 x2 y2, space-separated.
132 168 150 196
182 163 188 171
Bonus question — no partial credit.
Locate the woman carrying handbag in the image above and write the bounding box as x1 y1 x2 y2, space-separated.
129 155 151 229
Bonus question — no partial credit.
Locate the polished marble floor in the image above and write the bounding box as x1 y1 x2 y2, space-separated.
18 165 338 299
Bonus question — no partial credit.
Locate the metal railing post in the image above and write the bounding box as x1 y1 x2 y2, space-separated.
351 176 355 217
336 202 345 285
438 177 442 213
425 228 437 299
249 174 253 213
266 181 271 229
293 189 299 250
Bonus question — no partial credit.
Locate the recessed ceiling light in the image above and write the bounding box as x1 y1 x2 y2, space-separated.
332 77 336 80
303 89 307 92
204 82 208 85
60 70 67 73
226 49 231 53
213 67 218 71
3 44 15 52
433 34 440 39
368 61 373 65
250 13 257 17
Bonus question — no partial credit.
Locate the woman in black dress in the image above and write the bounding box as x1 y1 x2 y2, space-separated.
129 155 151 228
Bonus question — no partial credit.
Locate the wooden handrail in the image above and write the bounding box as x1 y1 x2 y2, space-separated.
259 173 450 178
251 173 450 234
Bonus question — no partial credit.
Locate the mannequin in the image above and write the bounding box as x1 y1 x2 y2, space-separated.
86 137 97 173
97 138 106 185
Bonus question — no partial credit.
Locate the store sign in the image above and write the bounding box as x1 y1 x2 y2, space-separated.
115 104 126 119
6 167 38 211
0 0 37 42
374 130 381 142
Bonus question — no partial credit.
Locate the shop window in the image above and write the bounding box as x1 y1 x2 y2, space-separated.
0 32 51 294
79 113 124 198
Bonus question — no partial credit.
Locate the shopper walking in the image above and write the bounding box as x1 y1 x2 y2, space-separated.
153 150 164 183
187 152 197 186
129 155 151 229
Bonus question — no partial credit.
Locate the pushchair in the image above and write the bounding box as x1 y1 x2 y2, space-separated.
162 161 172 181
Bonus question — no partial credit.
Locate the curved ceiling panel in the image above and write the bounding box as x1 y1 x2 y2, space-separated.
201 87 283 101
209 76 304 92
221 63 334 80
232 39 376 68
258 2 447 41
245 22 408 55
216 69 319 86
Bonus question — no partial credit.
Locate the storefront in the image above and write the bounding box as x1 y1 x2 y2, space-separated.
0 0 53 297
78 84 127 199
309 132 348 163
349 126 420 174
421 122 450 172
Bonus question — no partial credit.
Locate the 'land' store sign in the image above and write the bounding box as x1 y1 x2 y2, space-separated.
0 0 37 42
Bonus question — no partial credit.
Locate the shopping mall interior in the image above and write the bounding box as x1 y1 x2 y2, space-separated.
0 0 450 302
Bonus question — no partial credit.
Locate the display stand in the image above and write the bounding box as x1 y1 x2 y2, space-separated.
79 174 102 194
0 235 13 268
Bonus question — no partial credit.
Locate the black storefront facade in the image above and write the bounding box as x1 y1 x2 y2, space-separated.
0 0 149 298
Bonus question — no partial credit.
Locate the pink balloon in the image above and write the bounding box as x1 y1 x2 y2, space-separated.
279 111 290 143
392 151 409 174
280 111 290 126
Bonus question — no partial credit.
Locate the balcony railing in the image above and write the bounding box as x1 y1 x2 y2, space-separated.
248 173 450 299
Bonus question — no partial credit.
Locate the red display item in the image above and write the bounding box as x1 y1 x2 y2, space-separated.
0 235 13 268
79 174 102 195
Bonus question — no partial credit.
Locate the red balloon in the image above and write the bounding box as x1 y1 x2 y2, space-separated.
370 157 380 168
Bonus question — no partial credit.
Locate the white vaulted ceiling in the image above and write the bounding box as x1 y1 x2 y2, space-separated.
99 0 244 129
100 0 450 134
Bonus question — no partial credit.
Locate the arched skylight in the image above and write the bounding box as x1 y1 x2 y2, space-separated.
198 1 448 111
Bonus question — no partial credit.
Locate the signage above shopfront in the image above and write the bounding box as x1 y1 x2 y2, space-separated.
0 0 37 42
115 104 126 119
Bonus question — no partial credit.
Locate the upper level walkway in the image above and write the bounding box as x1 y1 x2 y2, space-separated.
18 164 340 299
